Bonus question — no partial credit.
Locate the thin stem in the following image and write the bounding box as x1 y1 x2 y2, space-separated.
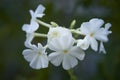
36 19 52 28
70 29 85 36
34 33 47 38
44 45 48 49
68 69 77 80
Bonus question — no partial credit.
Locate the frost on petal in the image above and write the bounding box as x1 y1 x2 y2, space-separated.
62 55 78 70
49 52 63 66
77 37 89 50
89 18 104 28
99 42 106 54
70 46 85 60
90 37 98 51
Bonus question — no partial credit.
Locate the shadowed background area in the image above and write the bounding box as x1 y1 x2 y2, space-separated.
0 0 120 80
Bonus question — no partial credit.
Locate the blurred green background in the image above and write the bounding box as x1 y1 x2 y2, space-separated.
0 0 120 80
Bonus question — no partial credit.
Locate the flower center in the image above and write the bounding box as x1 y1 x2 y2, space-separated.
51 31 59 38
90 33 94 37
38 51 42 55
63 50 69 54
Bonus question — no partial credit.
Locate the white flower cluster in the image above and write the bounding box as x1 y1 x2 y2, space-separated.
22 4 112 70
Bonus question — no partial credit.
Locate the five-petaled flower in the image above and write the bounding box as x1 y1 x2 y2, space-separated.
22 43 48 69
48 35 85 70
77 18 112 53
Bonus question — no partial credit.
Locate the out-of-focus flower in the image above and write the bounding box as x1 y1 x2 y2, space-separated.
79 18 112 52
22 20 39 33
22 43 48 69
30 4 45 20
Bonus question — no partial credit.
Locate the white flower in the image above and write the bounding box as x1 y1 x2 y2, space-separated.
30 4 45 20
80 18 112 51
47 26 72 43
77 36 89 50
22 20 39 33
48 35 85 70
22 43 48 69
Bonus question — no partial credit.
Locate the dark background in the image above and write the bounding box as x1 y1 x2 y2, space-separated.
0 0 120 80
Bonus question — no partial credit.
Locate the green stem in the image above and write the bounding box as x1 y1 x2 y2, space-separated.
36 19 52 28
34 33 47 37
70 29 85 36
68 69 77 80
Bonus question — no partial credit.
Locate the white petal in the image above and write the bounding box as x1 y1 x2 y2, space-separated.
77 37 89 50
99 42 106 54
29 10 35 19
22 49 36 62
35 4 45 15
48 38 62 51
80 22 91 35
95 28 108 42
29 55 41 69
24 33 34 48
47 27 72 42
37 43 45 51
29 20 39 32
62 55 78 70
105 23 112 34
90 18 104 28
22 24 29 32
30 54 48 69
58 35 74 50
48 35 74 51
90 37 98 51
70 46 85 60
105 23 111 30
49 52 63 66
22 20 39 33
36 14 45 18
39 55 49 68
